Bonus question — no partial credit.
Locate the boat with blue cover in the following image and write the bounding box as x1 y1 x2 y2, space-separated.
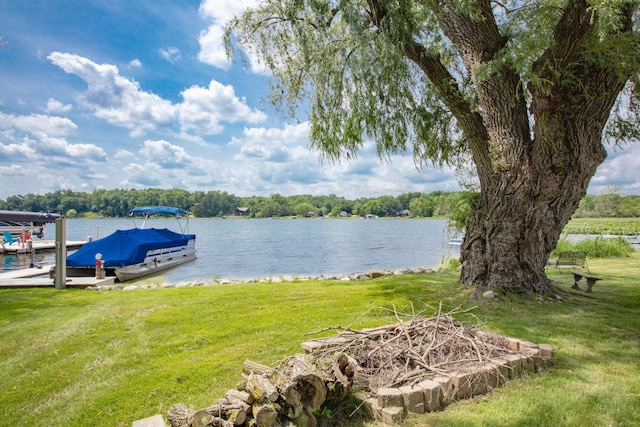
65 206 196 281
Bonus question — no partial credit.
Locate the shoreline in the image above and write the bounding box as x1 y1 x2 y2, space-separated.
87 266 445 291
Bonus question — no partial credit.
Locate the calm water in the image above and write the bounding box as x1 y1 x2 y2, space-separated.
3 218 458 282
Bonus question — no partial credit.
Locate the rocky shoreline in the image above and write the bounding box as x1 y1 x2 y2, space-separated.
86 267 442 291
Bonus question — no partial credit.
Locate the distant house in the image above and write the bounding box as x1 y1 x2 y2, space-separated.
307 211 317 217
399 209 412 217
339 211 349 217
234 207 251 216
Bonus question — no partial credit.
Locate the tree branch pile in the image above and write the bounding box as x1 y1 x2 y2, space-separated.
306 305 514 391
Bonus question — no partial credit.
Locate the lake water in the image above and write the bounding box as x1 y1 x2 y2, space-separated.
2 218 459 282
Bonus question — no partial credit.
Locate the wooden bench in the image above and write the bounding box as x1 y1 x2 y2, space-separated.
571 271 602 293
548 251 588 270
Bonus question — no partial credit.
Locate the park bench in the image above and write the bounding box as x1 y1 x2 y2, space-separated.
548 251 588 270
571 271 602 293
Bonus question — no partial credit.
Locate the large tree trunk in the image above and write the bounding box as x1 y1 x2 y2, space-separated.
458 63 623 297
434 0 634 297
459 152 602 298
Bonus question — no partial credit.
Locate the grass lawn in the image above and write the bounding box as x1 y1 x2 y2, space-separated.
1 253 639 427
564 217 640 235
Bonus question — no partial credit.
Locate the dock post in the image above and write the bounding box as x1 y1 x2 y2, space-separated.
54 217 67 290
29 240 34 267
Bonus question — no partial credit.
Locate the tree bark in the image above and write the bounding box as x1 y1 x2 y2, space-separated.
243 360 275 376
252 403 278 427
272 354 326 414
324 352 358 402
167 403 192 427
433 0 635 297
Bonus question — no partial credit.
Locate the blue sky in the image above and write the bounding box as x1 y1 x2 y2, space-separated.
0 1 638 200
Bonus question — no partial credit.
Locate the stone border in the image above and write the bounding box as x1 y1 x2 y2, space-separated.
302 337 553 425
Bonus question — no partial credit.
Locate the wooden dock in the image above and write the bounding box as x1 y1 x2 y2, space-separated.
0 265 115 289
0 239 86 254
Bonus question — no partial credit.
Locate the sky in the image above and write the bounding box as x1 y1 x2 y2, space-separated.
0 1 638 201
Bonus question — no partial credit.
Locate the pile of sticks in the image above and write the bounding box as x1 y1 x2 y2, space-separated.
308 305 512 390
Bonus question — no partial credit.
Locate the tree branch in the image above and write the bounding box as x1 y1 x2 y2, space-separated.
434 0 531 177
366 0 493 183
532 0 595 82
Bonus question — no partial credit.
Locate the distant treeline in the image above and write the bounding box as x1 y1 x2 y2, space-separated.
0 189 469 219
1 188 638 219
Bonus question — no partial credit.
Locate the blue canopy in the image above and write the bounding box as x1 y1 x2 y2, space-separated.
129 206 189 217
67 228 195 268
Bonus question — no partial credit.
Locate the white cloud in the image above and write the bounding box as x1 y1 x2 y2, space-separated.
197 0 263 71
0 111 107 176
222 123 462 198
197 25 230 70
48 52 177 137
116 139 220 190
178 80 266 135
129 59 142 68
0 111 77 138
45 98 73 113
590 144 640 194
0 141 37 160
158 47 181 63
232 122 309 162
139 139 193 169
114 149 134 159
48 52 266 138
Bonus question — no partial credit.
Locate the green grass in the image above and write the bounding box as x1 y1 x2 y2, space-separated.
1 254 640 427
564 217 640 235
553 236 635 257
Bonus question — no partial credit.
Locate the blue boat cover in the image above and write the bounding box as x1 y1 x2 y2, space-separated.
67 228 195 268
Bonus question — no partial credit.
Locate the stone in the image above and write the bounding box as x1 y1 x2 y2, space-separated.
482 364 499 391
364 397 381 419
379 406 404 425
503 353 524 378
482 290 495 299
449 372 472 400
468 369 487 396
417 379 441 411
518 341 538 351
377 387 404 408
132 414 167 427
489 358 509 386
506 337 521 351
523 347 540 371
300 341 323 353
398 385 425 413
538 343 554 359
432 376 454 405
